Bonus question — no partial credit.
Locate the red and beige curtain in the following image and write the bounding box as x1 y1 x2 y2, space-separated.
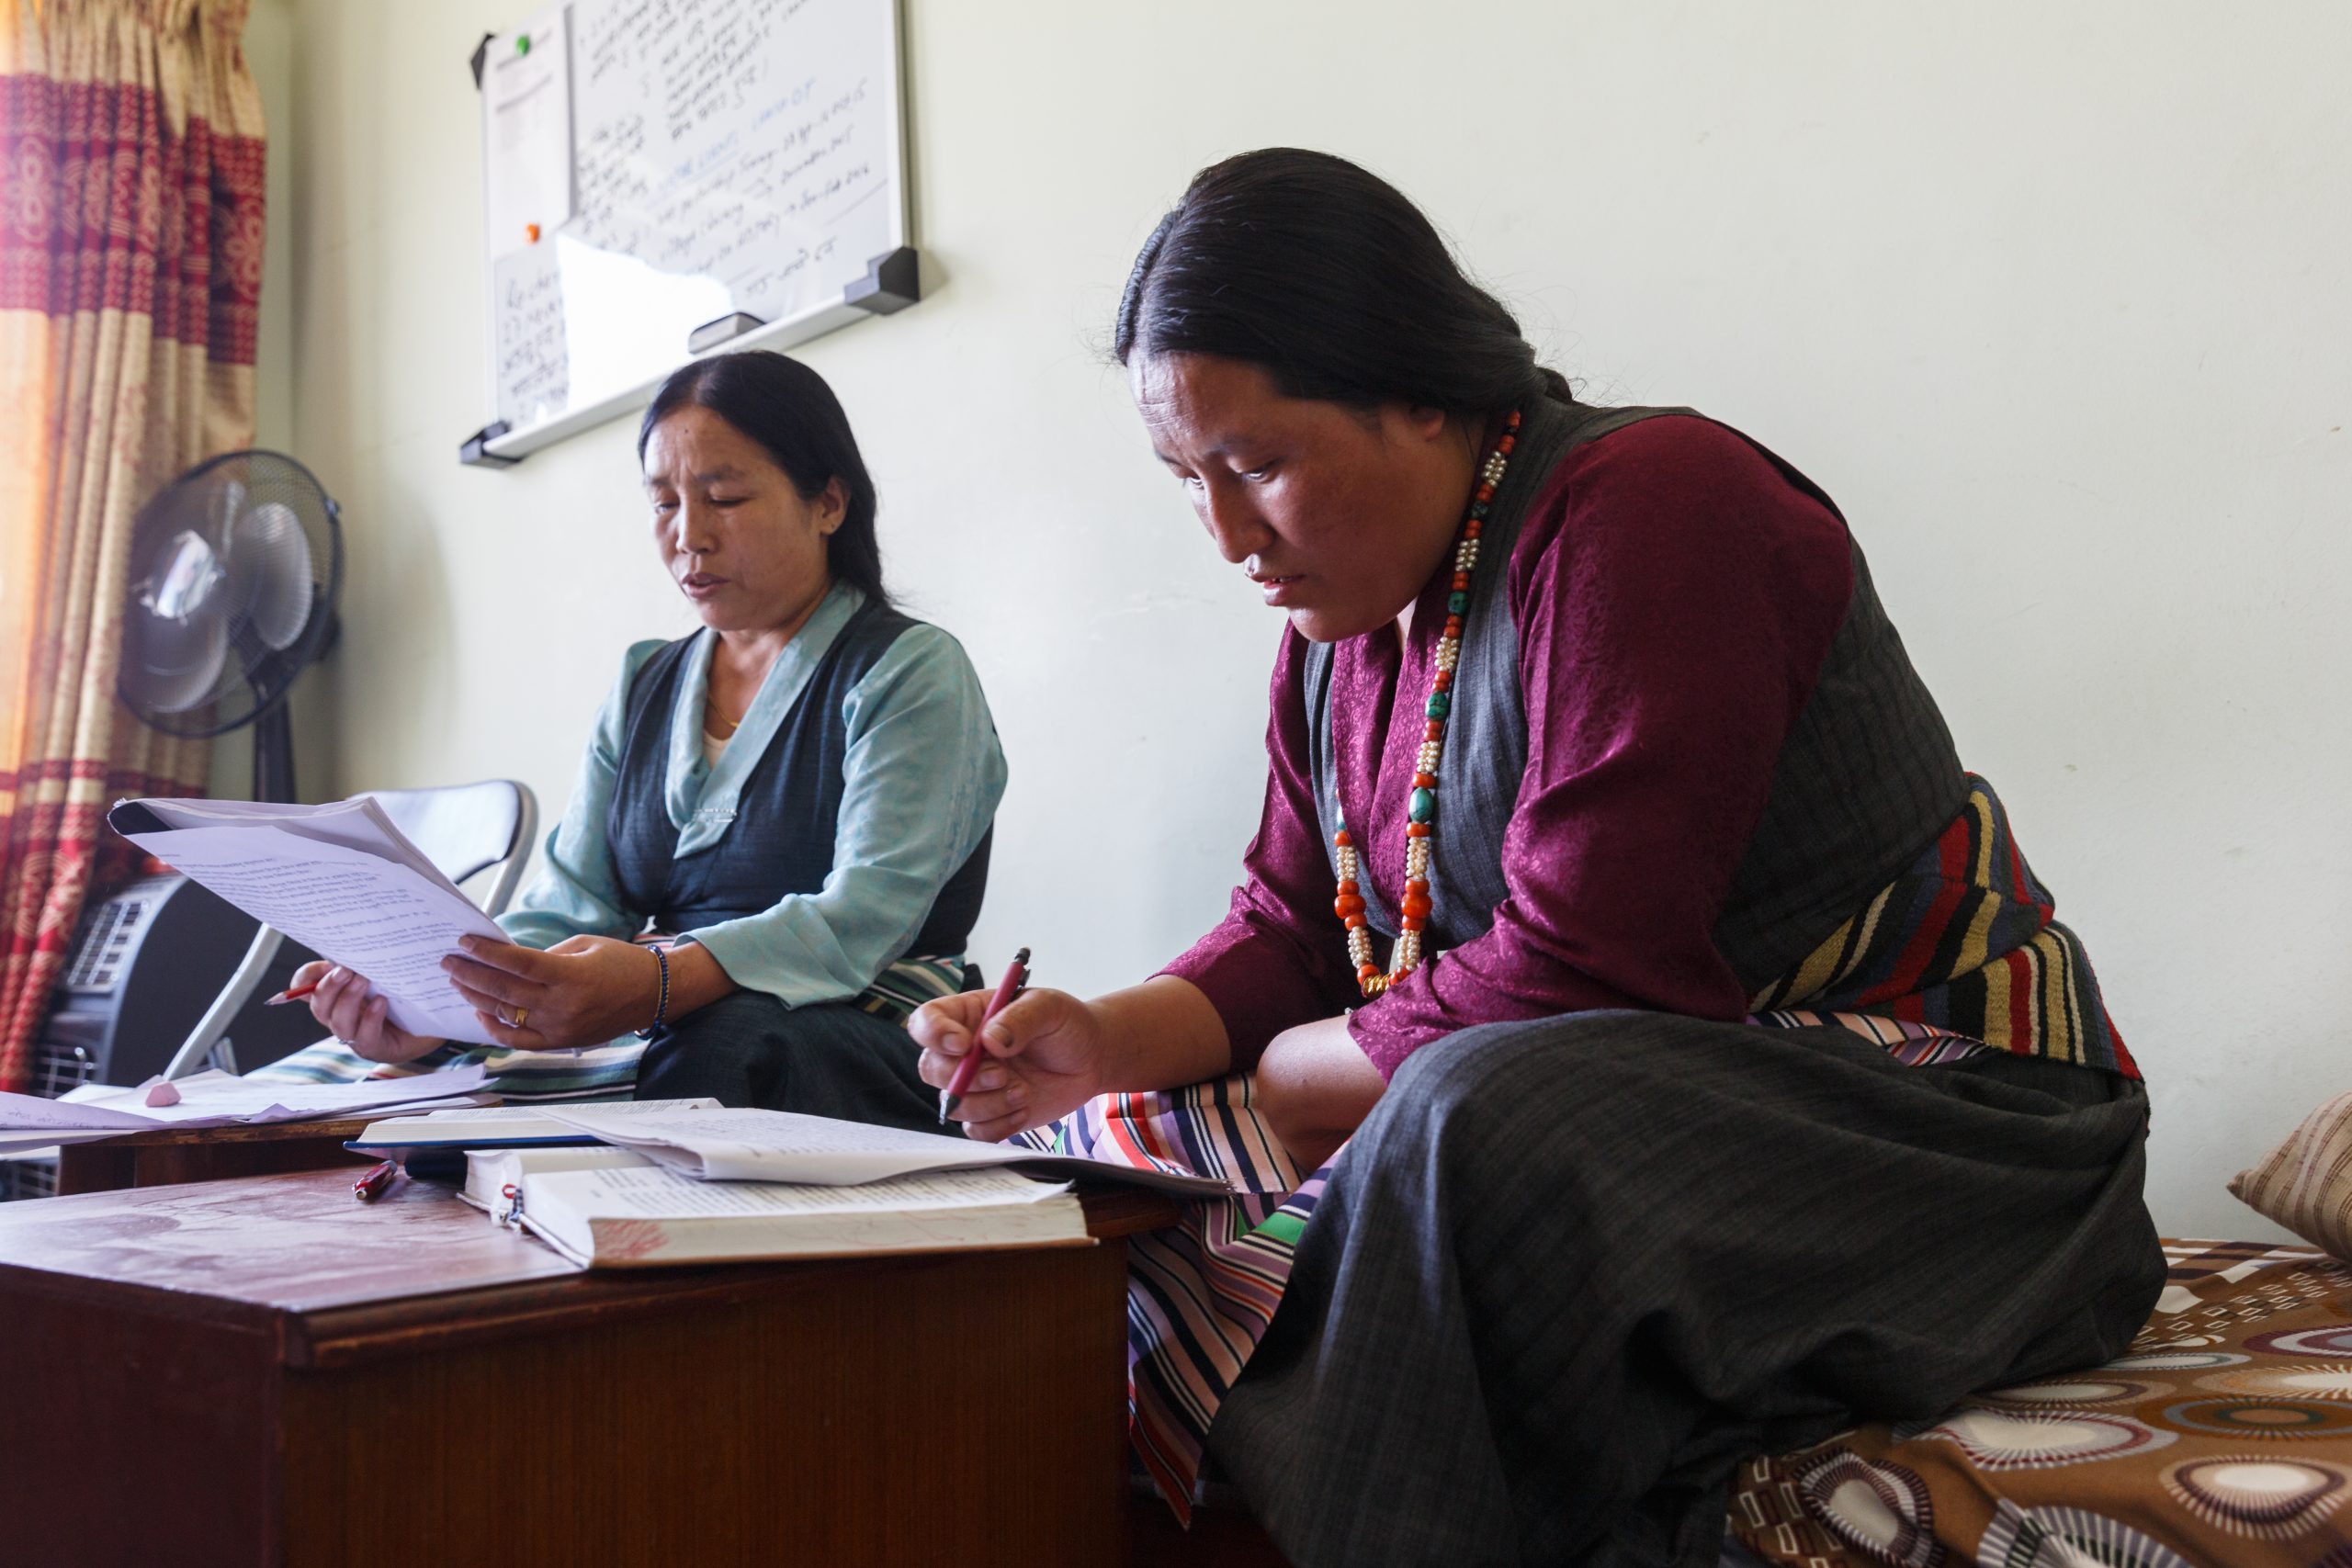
0 0 264 1090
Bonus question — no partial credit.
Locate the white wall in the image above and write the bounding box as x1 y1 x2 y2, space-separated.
271 0 2352 1237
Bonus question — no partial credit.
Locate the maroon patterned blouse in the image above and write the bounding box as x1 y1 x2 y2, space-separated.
1162 415 1859 1079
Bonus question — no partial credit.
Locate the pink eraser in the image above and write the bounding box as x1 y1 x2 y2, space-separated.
143 1080 182 1107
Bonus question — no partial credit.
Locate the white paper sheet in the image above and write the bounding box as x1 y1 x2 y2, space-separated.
57 1067 492 1125
556 1163 1069 1218
492 243 571 427
0 1092 155 1134
131 796 467 898
546 1105 1237 1195
481 5 573 258
354 1096 721 1149
0 1067 494 1139
110 821 508 1045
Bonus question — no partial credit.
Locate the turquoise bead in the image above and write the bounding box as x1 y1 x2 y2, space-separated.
1447 591 1468 615
1425 692 1450 719
1408 787 1435 823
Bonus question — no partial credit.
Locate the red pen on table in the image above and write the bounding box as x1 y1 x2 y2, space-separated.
938 946 1030 1125
353 1158 401 1203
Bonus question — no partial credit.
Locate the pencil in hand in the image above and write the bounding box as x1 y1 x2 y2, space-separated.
940 947 1031 1125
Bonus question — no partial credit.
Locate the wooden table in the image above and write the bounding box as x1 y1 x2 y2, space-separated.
0 1168 1173 1566
53 1115 377 1194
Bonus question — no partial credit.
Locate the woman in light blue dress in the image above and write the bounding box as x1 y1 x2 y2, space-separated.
267 352 1005 1128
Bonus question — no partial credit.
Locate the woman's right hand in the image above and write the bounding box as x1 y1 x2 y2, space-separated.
295 960 447 1065
910 986 1111 1143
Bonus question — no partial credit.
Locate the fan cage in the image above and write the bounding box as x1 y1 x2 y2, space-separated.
117 447 344 739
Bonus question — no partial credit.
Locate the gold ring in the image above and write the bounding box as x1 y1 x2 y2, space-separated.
511 1006 529 1028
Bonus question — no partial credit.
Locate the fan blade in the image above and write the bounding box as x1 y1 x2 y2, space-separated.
122 607 229 714
134 529 226 620
210 474 247 536
229 500 315 650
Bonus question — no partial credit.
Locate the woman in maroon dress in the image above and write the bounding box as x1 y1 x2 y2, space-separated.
913 150 2161 1568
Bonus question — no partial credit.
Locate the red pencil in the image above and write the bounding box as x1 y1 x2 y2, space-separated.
262 979 321 1007
353 1158 401 1203
939 947 1030 1125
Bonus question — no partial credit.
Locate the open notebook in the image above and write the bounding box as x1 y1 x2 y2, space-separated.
352 1098 723 1156
541 1104 1236 1196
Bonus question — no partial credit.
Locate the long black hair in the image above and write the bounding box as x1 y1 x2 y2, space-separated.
1114 148 1569 419
638 350 888 607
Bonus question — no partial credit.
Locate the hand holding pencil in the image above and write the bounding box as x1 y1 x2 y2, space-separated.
278 959 448 1066
937 947 1031 1124
911 955 1109 1144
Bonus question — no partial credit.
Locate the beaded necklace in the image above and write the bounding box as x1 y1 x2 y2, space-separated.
1334 409 1521 998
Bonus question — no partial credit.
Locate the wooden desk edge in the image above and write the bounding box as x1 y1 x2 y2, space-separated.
62 1114 378 1151
0 1180 1182 1373
291 1185 1181 1369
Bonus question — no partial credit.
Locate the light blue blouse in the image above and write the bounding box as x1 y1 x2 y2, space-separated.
496 583 1008 1007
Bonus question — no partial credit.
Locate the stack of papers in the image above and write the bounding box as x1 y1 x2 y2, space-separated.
542 1104 1238 1196
107 795 511 1046
350 1098 722 1155
0 1066 492 1156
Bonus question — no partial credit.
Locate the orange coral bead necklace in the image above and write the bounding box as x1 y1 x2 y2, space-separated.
1334 409 1521 998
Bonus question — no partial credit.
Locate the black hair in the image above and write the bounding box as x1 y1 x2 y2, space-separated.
638 350 888 607
1114 148 1570 419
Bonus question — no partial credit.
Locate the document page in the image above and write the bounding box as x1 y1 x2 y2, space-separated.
110 821 508 1045
547 1105 1238 1195
1 1066 491 1146
355 1096 722 1148
557 1164 1070 1218
133 796 467 899
59 1066 492 1125
0 1092 156 1134
548 1105 1035 1184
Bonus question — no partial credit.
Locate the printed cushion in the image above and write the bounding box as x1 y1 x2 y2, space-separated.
1732 1239 2352 1566
2233 1089 2352 1263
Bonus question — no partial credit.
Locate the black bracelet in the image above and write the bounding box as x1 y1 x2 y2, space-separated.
636 943 671 1040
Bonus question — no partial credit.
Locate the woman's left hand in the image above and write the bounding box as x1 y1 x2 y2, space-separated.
442 934 667 1050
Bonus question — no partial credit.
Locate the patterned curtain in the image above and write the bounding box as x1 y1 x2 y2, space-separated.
0 0 264 1090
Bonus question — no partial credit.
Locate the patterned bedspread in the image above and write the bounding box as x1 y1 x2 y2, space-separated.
1732 1239 2352 1567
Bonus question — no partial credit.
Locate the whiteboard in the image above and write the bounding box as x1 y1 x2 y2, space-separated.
471 0 913 465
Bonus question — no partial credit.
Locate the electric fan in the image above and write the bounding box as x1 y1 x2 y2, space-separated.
117 450 343 802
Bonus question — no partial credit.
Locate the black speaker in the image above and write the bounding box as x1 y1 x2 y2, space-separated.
30 874 325 1094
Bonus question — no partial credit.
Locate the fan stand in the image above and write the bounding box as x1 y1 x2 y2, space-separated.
252 701 298 804
161 699 299 1078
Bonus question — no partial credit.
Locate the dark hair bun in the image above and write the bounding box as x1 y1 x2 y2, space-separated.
1114 149 1569 416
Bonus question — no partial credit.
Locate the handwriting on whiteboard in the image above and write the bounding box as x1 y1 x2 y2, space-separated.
478 0 901 437
492 244 570 426
567 0 887 321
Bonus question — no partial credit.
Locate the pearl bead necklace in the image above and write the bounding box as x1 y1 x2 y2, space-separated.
1335 410 1521 998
